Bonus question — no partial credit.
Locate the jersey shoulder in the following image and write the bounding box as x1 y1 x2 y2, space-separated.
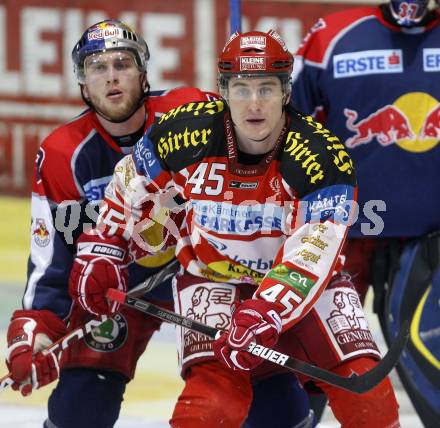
147 99 226 168
296 6 379 66
41 109 94 156
281 109 356 197
35 110 96 201
147 87 219 117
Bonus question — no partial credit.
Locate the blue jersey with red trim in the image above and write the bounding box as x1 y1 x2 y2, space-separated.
25 87 214 319
292 6 440 237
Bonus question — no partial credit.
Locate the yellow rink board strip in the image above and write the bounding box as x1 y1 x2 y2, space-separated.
0 196 29 284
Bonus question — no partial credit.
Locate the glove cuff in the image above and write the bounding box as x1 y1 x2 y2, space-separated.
76 233 129 264
10 309 67 341
235 299 283 333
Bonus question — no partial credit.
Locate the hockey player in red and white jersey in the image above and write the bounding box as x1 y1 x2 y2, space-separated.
4 20 217 428
69 30 400 427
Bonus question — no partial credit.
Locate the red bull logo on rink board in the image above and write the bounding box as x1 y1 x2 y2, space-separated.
344 92 440 153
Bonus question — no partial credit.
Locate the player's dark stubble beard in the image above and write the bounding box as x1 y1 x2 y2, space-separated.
81 73 149 123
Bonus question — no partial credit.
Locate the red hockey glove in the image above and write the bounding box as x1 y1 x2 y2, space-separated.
6 309 67 396
213 299 282 371
69 232 130 316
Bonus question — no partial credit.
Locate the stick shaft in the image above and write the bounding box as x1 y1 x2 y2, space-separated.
111 291 408 394
229 0 242 33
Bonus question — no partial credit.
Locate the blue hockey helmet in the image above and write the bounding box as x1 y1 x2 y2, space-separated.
72 20 150 84
389 0 430 26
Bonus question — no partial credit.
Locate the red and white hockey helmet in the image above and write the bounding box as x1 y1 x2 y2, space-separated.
217 30 294 100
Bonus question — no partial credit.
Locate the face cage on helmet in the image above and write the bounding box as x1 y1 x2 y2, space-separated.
218 73 292 104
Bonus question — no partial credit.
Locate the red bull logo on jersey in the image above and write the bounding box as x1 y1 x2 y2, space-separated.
344 92 440 152
345 106 414 148
420 104 440 138
33 218 50 247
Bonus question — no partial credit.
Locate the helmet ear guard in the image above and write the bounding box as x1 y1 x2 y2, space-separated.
217 30 294 105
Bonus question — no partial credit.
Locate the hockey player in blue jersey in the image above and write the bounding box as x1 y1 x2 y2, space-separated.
292 0 440 425
3 19 216 428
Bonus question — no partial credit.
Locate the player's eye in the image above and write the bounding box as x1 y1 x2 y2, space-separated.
114 57 136 71
230 86 251 100
88 61 107 73
259 86 274 99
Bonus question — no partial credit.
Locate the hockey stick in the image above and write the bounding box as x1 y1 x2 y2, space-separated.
0 259 179 392
0 316 106 392
229 0 242 33
107 288 409 394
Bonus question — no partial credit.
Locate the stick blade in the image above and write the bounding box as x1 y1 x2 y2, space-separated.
347 320 410 393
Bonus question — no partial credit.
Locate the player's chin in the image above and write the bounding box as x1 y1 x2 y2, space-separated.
248 130 270 142
242 125 265 139
102 104 131 121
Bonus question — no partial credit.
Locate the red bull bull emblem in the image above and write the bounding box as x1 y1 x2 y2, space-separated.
344 105 414 148
33 218 50 247
420 104 440 139
344 92 440 152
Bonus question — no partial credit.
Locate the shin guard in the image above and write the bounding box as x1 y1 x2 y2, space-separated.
170 361 252 428
318 357 400 428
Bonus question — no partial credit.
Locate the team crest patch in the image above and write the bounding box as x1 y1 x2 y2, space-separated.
269 176 281 197
183 286 232 355
33 218 50 247
314 287 380 359
177 283 236 371
85 313 128 352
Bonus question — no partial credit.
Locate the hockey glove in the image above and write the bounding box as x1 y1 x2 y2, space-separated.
6 309 67 396
213 299 282 371
69 232 130 316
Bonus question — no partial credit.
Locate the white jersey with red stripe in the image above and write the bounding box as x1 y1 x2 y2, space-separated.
25 87 215 320
100 101 357 330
